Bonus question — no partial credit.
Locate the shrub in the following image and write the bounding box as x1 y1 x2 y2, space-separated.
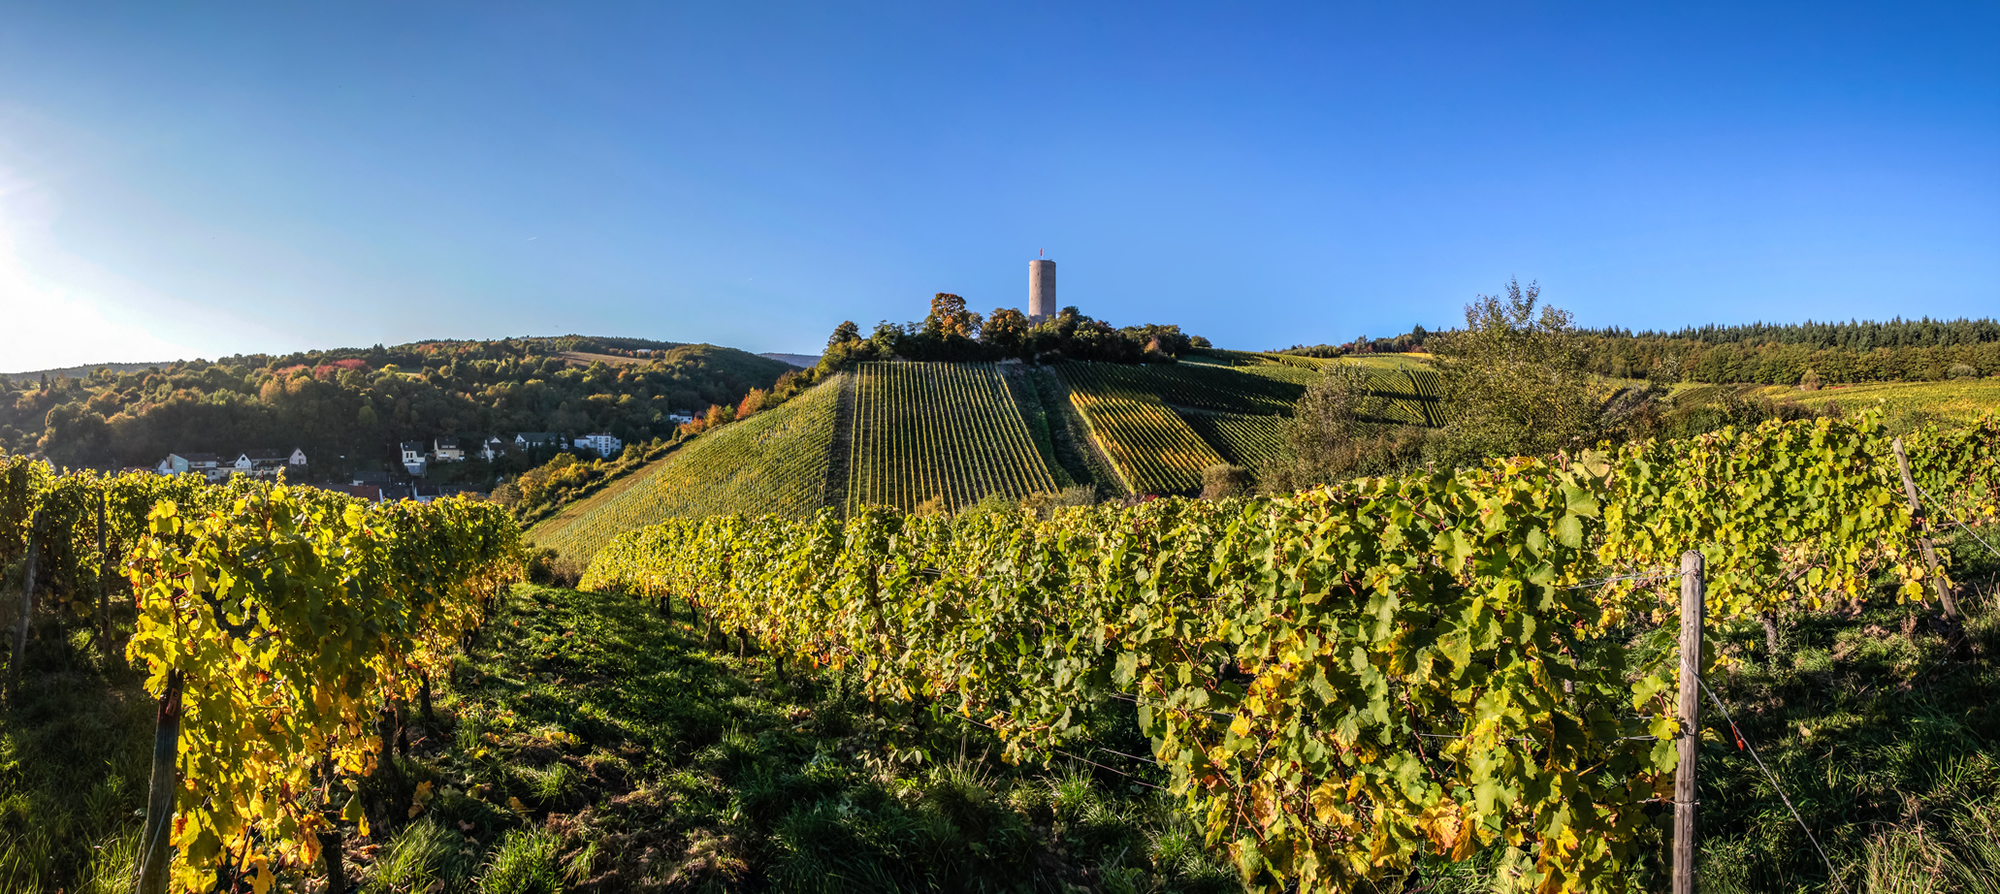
525 547 582 588
1199 464 1252 499
1950 363 1979 379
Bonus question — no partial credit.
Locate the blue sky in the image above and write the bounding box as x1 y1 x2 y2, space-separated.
0 2 1994 369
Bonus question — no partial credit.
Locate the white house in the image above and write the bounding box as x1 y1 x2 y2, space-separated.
574 432 623 457
229 449 293 481
400 441 428 475
514 432 562 450
157 452 222 478
666 412 696 425
158 449 300 482
475 435 506 461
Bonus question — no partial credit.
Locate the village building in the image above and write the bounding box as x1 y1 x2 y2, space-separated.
157 448 305 482
400 441 428 475
515 432 563 450
574 432 623 457
156 452 222 478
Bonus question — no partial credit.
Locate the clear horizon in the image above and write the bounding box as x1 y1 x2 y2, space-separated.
2 2 1996 371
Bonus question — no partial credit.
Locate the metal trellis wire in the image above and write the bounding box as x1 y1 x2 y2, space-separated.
1696 677 1851 894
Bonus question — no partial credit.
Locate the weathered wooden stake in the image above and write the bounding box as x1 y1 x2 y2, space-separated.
1891 436 1960 620
10 509 41 695
135 669 184 894
1674 550 1705 894
98 492 112 666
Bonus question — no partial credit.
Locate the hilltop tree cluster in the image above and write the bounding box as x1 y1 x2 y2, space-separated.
2 337 791 480
818 293 1208 372
1275 326 1433 358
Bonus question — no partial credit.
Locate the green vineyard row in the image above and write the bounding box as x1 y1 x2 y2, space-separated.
845 362 1058 512
0 462 521 891
582 412 1999 892
1061 381 1226 494
1179 411 1286 468
1063 361 1310 415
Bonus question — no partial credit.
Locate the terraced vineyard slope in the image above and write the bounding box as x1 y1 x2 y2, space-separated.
1356 365 1445 426
1055 364 1229 494
533 355 1432 559
1180 410 1286 468
1066 360 1309 414
846 361 1058 511
527 377 841 560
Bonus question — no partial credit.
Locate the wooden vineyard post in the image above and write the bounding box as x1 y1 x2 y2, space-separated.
136 668 185 894
1891 437 1960 620
98 491 112 666
10 509 41 696
1674 550 1705 894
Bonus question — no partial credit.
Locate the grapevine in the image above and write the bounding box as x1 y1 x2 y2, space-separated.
583 411 1976 892
125 485 520 892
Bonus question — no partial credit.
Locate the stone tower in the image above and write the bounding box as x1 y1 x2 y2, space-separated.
1029 259 1056 323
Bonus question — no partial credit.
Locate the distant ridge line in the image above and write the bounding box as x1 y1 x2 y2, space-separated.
760 352 821 368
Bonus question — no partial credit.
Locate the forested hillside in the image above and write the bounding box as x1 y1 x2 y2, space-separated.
1580 318 2000 384
1285 312 2000 386
2 336 791 480
1556 314 1998 384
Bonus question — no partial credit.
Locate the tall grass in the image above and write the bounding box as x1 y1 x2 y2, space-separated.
479 828 562 894
366 818 480 893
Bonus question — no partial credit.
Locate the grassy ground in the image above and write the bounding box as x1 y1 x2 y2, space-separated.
357 584 1236 893
1683 526 2000 894
0 614 153 893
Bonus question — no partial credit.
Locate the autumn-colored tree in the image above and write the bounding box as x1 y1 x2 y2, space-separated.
983 307 1031 353
737 388 767 419
928 293 982 339
704 403 734 429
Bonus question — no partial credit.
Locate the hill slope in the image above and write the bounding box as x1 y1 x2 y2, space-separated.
527 376 843 561
530 354 1370 562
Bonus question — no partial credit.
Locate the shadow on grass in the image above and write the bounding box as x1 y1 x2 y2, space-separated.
376 584 1239 893
1692 529 2000 894
0 613 153 893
